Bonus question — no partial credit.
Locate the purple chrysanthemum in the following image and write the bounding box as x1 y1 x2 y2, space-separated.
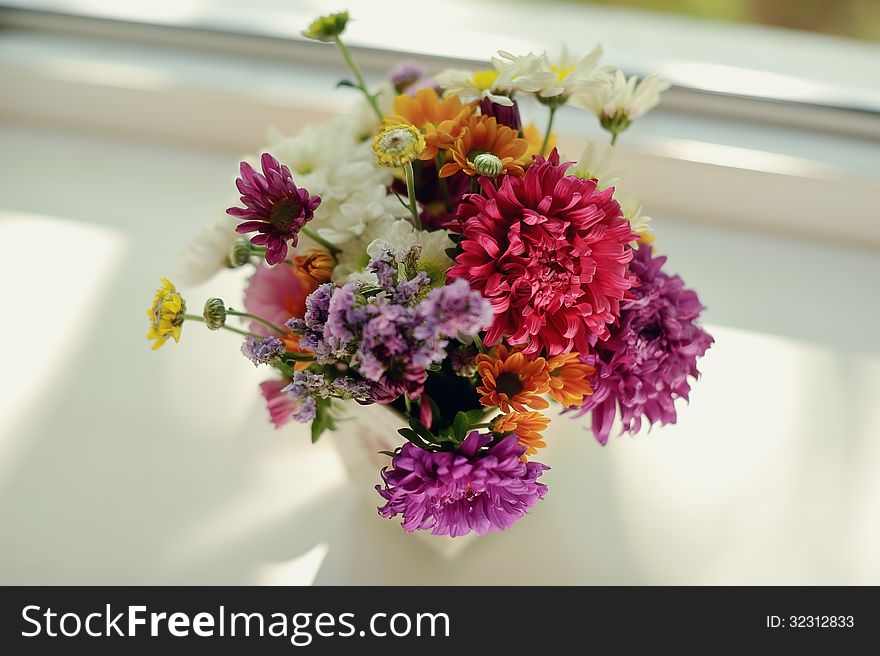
377 432 549 537
227 153 321 266
574 244 714 444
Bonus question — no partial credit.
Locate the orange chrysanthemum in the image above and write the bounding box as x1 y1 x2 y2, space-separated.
390 88 476 160
439 115 529 178
493 411 550 456
476 344 550 412
547 352 595 407
293 248 334 287
522 122 556 160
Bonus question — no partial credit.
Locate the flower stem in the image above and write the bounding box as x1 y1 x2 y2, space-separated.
403 162 422 231
473 334 487 354
300 227 340 255
226 308 287 336
334 35 383 121
541 105 557 157
610 131 619 146
183 314 256 337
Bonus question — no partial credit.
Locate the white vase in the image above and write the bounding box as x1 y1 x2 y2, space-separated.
327 401 478 558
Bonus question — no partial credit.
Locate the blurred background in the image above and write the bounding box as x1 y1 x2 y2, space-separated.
1 0 879 585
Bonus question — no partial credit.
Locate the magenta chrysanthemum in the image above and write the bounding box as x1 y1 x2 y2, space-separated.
377 432 549 537
227 153 321 266
448 150 636 356
574 244 714 444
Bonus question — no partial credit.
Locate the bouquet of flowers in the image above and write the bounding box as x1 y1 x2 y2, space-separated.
149 11 713 539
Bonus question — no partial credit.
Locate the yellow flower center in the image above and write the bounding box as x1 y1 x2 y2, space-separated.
472 70 500 91
551 64 574 83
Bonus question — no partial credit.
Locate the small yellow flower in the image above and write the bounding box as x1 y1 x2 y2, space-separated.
147 278 186 350
302 11 349 42
372 124 425 168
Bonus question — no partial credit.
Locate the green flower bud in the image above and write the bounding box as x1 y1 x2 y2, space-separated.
473 153 504 178
202 298 227 330
302 11 349 42
229 238 253 268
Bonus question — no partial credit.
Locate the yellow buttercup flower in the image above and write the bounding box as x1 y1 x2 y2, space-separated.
372 124 426 168
147 278 186 350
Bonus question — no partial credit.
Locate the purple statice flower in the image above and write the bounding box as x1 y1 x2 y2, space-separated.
377 432 549 537
288 248 489 404
241 335 284 366
574 244 714 444
479 97 522 132
227 153 321 266
282 370 374 423
389 62 438 95
415 278 493 339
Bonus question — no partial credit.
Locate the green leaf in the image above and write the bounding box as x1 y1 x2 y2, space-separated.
378 450 397 458
336 79 357 89
310 415 327 443
398 427 430 448
465 408 486 423
409 418 435 443
444 247 459 261
452 411 469 443
428 396 442 425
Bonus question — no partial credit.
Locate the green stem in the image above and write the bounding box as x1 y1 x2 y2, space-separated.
334 35 382 121
403 395 413 416
183 314 256 338
541 105 557 157
471 422 492 429
300 227 340 255
610 131 619 146
404 162 422 231
226 308 287 336
435 153 452 211
473 334 487 354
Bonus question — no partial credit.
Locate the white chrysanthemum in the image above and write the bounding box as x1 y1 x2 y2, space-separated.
572 70 670 120
261 107 402 246
494 45 606 100
434 68 513 106
570 142 627 190
619 195 652 244
334 217 453 285
170 213 237 286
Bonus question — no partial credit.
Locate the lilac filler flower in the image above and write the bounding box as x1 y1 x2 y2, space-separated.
377 432 549 537
241 335 284 366
227 153 321 266
573 244 714 444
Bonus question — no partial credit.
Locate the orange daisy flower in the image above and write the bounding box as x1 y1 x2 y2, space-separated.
492 411 550 456
523 122 556 160
547 352 595 407
476 344 550 412
390 88 476 160
439 115 529 178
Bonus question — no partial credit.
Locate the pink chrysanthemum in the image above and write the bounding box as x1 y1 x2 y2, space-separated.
448 150 636 356
227 153 321 266
243 262 313 337
259 379 296 429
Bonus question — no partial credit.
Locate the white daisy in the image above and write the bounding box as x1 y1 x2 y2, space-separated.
572 70 670 121
570 142 627 190
619 195 652 244
434 68 514 106
495 45 606 101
